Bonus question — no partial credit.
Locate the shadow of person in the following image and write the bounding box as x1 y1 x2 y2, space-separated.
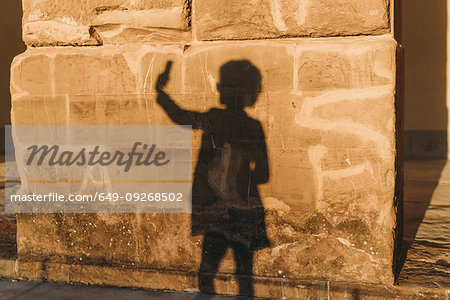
156 60 270 296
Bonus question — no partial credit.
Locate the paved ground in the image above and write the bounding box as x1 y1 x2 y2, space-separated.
0 280 249 300
397 160 450 289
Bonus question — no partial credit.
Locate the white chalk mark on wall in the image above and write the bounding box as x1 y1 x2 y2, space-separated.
269 0 288 32
296 86 393 157
298 85 394 203
296 0 309 26
308 145 371 204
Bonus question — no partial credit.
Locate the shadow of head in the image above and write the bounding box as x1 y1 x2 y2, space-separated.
217 60 262 109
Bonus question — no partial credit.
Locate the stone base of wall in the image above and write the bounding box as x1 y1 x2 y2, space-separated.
0 259 445 299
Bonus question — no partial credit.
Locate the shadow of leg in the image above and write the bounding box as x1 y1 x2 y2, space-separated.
199 232 228 294
232 241 254 297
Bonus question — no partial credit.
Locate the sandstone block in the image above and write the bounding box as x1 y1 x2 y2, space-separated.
297 38 396 91
11 46 185 97
269 150 316 211
10 54 53 97
183 42 294 93
22 0 191 45
11 95 67 125
194 0 390 40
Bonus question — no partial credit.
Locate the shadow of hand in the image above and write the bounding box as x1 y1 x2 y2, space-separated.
155 60 173 93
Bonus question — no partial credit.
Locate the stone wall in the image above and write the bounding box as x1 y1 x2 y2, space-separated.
10 0 400 297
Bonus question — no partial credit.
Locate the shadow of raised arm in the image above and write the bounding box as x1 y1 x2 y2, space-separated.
155 61 204 128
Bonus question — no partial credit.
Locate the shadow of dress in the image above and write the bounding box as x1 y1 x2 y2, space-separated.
190 108 270 250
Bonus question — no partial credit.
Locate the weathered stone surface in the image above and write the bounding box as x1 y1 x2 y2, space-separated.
11 46 185 98
22 0 391 45
11 95 67 125
183 42 294 93
10 36 398 291
194 0 390 40
22 0 191 45
16 211 393 283
11 37 395 96
297 38 396 90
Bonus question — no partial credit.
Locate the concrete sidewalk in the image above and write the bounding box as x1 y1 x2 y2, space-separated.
0 280 252 300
